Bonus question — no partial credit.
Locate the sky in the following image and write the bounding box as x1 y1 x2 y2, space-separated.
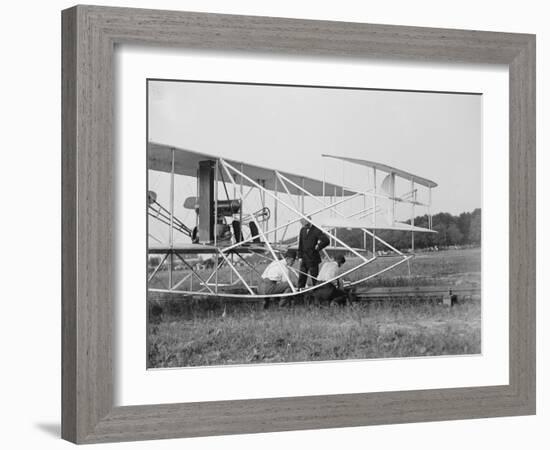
148 80 481 244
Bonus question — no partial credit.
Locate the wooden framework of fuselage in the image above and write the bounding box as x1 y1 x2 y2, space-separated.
148 151 436 299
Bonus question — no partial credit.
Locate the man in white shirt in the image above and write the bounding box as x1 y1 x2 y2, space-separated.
313 254 348 306
258 249 297 308
317 259 340 283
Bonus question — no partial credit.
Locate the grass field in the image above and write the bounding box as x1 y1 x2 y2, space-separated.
349 247 481 287
147 247 481 368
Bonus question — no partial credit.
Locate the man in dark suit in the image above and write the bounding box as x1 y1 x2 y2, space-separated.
297 216 330 289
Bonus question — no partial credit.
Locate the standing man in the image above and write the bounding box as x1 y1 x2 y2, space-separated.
258 249 297 309
297 216 330 289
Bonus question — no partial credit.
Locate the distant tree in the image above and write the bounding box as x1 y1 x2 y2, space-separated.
446 223 463 246
457 212 471 245
337 228 363 249
468 209 482 245
432 223 448 247
321 208 481 251
149 256 161 267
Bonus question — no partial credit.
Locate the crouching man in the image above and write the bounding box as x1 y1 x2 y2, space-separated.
258 250 297 309
313 255 349 306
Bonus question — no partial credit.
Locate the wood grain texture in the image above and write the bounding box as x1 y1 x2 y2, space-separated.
508 37 536 409
61 7 77 443
61 5 536 444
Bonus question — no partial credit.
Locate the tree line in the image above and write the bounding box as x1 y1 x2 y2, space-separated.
337 208 481 251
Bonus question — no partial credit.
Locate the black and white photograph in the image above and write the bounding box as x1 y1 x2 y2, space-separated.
146 79 482 369
1 0 543 447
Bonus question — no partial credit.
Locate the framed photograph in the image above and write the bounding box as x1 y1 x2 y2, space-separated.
62 5 535 444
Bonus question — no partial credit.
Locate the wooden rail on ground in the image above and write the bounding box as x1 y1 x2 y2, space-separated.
351 286 481 305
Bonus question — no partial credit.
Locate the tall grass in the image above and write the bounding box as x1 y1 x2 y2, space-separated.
148 300 481 367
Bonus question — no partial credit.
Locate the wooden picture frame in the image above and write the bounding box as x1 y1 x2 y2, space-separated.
61 5 536 444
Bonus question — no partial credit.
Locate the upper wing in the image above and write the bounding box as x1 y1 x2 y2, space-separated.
322 154 437 188
148 142 356 197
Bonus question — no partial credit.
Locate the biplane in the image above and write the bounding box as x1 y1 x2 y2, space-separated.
147 142 437 299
